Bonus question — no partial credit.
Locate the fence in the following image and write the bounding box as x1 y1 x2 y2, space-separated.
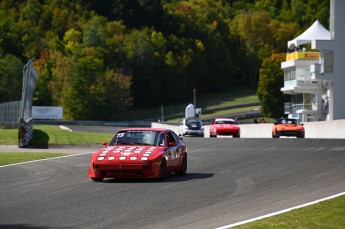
0 101 21 128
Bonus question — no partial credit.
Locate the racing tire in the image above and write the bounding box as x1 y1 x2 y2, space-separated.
176 155 187 176
91 177 104 182
159 159 167 180
297 132 305 138
273 130 280 138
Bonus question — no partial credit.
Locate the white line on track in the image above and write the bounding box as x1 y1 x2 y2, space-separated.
214 191 345 229
0 152 92 168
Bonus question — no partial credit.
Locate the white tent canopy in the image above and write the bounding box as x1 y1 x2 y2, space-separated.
288 20 330 48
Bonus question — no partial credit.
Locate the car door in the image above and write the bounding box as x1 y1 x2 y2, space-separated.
166 131 180 170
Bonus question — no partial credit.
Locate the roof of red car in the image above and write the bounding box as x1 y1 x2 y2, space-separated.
214 118 235 121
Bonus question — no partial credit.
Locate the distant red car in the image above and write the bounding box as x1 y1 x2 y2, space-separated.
88 128 187 181
209 118 240 138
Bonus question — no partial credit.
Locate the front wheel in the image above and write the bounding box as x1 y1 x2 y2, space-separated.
273 130 280 138
159 159 167 180
297 132 305 138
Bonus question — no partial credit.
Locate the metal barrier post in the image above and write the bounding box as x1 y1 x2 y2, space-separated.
18 58 37 148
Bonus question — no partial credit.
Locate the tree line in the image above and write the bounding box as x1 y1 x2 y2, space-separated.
0 0 329 120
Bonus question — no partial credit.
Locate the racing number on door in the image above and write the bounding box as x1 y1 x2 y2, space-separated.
167 132 179 166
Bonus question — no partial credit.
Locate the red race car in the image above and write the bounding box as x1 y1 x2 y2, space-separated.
209 118 240 138
88 128 187 181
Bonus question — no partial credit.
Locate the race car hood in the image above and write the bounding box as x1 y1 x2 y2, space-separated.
91 145 163 163
276 124 304 130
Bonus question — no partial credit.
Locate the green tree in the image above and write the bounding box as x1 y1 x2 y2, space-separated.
63 48 104 120
0 10 23 58
257 53 289 119
92 69 133 120
33 50 53 106
83 15 107 48
0 54 23 102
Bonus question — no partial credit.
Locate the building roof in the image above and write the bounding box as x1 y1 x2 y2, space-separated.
288 20 331 48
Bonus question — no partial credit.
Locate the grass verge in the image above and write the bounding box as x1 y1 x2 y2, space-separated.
0 124 114 145
0 152 69 166
233 194 345 228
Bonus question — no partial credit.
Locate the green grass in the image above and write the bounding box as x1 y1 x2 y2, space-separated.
234 194 345 228
167 105 261 122
204 95 259 110
0 128 19 144
0 152 69 166
122 86 259 120
0 124 114 145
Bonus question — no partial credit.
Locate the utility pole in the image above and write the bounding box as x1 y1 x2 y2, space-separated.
193 88 196 117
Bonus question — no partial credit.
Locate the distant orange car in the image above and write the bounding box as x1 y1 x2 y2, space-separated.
272 118 305 138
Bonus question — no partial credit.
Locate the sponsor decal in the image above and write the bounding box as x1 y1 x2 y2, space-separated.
130 157 137 160
141 157 148 161
97 157 105 160
119 156 126 160
108 156 115 160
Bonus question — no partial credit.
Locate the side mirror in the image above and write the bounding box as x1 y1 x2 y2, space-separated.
102 142 108 147
178 136 183 140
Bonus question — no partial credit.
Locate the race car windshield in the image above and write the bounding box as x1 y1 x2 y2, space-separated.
215 120 236 124
109 130 165 146
186 119 202 128
279 119 298 124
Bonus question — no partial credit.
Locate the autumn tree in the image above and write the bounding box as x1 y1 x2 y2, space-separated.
257 53 289 119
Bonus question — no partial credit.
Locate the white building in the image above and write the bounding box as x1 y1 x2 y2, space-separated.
280 0 344 122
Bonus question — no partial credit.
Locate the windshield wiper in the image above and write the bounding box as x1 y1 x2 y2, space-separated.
135 142 153 146
115 141 132 145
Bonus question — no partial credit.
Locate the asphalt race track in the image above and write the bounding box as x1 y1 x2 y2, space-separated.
1 138 345 229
